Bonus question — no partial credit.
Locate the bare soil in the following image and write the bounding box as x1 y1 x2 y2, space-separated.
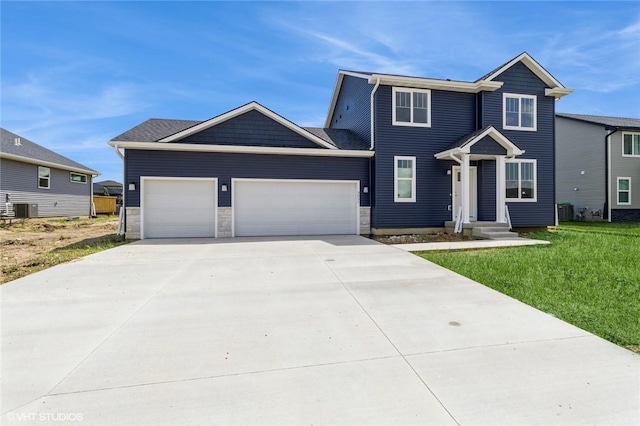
372 232 475 245
0 216 119 282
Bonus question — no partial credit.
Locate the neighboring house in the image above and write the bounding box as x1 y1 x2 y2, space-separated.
556 113 640 222
109 52 571 239
0 128 99 217
93 180 123 202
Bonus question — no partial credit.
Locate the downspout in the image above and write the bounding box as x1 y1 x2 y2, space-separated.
370 77 380 150
605 128 618 222
113 144 126 235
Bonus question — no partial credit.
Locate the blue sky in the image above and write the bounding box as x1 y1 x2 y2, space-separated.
2 1 639 183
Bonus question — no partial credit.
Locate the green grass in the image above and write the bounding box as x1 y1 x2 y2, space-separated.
1 234 128 284
419 222 640 351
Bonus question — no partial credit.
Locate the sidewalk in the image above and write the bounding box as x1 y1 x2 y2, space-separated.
392 238 550 252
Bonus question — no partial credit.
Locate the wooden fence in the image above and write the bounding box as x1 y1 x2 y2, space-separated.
93 195 117 214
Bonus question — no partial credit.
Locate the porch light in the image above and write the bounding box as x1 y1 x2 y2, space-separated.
363 186 369 194
221 184 228 192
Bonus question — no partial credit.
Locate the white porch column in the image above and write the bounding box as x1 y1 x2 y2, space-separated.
461 154 471 224
496 156 506 222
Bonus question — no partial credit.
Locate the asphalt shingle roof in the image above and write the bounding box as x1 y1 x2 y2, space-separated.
556 113 640 130
1 128 97 174
111 118 369 150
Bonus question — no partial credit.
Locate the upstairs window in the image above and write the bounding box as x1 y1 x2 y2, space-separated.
503 93 536 131
505 160 536 201
394 156 416 202
392 88 431 127
70 172 87 184
38 166 50 189
622 133 640 157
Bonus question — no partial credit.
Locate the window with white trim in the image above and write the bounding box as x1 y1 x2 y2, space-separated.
503 93 536 131
505 160 536 201
394 156 416 202
392 88 431 127
70 172 87 184
617 177 631 205
622 133 640 157
38 166 50 189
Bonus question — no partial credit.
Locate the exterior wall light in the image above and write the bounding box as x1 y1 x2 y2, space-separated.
221 184 228 192
128 182 136 191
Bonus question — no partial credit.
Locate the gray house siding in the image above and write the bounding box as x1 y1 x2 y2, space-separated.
0 158 92 217
371 86 476 229
611 131 640 220
329 75 372 143
179 110 319 148
481 62 556 227
124 150 370 208
555 117 607 217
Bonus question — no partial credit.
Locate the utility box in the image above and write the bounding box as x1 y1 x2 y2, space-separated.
14 203 39 218
557 204 574 221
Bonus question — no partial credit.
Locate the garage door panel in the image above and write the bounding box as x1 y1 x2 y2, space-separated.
234 180 358 237
143 179 217 239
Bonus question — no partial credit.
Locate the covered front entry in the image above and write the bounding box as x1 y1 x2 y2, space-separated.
233 179 359 237
435 126 524 228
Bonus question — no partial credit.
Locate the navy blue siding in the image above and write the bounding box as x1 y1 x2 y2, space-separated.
476 160 496 221
470 137 507 155
372 86 476 228
179 110 319 148
125 150 370 207
481 61 556 227
330 75 372 143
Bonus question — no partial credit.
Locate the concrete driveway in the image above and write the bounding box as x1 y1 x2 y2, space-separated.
1 236 638 425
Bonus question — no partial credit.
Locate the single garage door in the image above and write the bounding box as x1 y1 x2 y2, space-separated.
142 178 217 239
233 179 358 236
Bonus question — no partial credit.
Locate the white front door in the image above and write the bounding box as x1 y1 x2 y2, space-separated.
452 166 477 221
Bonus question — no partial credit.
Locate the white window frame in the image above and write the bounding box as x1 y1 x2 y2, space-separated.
503 93 537 131
38 166 50 189
622 132 640 157
394 156 416 202
617 177 631 205
392 87 431 127
505 159 537 202
70 172 87 184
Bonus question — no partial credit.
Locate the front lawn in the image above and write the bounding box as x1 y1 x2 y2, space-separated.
419 222 640 352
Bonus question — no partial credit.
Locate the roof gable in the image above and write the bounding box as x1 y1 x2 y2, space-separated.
159 102 336 149
0 128 98 175
435 126 524 159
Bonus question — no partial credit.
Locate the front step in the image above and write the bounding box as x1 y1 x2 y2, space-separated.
472 226 520 240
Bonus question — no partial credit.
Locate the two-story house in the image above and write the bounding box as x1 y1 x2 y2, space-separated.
109 52 571 239
556 113 640 222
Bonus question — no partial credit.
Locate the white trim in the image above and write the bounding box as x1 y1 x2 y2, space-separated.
231 178 360 237
394 156 416 203
503 93 537 131
617 177 631 206
607 134 612 222
158 101 336 150
107 141 374 158
452 165 478 221
38 166 50 189
545 87 573 99
392 87 431 127
370 77 380 150
622 132 640 157
496 156 506 222
484 52 567 90
505 159 537 202
0 152 98 176
368 74 503 93
434 126 524 159
140 176 218 239
69 172 88 184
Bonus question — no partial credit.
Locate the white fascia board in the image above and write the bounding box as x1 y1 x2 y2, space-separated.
159 101 337 150
108 141 374 158
460 127 524 156
545 87 573 99
0 152 99 176
484 52 566 89
368 75 502 93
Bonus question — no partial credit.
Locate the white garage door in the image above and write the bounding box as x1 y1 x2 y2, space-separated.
142 178 217 239
233 180 358 237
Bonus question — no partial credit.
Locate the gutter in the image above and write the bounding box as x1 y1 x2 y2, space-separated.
370 77 380 150
604 127 618 222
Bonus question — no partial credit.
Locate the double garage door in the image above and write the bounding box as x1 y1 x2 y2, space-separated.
142 178 359 238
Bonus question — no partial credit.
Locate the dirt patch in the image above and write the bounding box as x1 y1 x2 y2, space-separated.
372 232 475 245
0 216 120 283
